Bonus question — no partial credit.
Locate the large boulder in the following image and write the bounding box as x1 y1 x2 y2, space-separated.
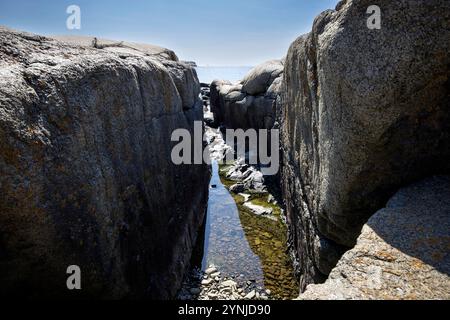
281 0 450 290
299 176 450 300
210 60 283 130
242 60 284 95
0 27 209 299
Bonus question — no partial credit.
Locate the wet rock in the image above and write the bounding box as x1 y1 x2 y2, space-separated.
226 161 267 192
230 184 245 194
205 127 233 162
243 202 273 216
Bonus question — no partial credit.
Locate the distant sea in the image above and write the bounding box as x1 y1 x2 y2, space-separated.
195 66 253 84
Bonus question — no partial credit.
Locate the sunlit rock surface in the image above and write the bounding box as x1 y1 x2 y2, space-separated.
0 27 209 299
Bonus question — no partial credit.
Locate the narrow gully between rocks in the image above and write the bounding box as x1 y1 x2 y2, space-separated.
178 132 298 300
177 79 298 301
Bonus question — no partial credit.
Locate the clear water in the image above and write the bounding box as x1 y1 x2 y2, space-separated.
193 162 299 299
200 163 265 278
195 66 253 84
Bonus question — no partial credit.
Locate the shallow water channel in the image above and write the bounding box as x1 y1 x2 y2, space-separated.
191 162 299 299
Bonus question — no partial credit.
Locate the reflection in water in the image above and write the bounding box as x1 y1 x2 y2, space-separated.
192 162 298 299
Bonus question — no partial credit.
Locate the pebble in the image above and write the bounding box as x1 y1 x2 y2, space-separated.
205 267 218 275
190 288 201 295
201 279 213 286
208 292 218 299
244 290 256 300
221 280 237 288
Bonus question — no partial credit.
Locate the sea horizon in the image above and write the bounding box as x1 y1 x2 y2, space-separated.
195 66 254 84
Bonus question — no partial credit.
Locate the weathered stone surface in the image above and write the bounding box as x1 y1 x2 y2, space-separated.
241 60 283 96
51 35 179 61
0 27 209 299
210 79 231 125
210 61 283 130
281 0 450 290
299 176 450 300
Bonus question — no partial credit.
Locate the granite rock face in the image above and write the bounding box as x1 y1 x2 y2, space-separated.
51 35 179 62
241 60 283 96
299 176 450 300
210 60 283 129
0 27 209 299
280 0 450 290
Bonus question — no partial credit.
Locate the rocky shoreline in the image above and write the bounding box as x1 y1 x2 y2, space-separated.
0 0 449 301
178 265 272 301
177 84 298 300
207 0 450 300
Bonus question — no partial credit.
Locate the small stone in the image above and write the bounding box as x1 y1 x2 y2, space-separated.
208 292 218 299
244 290 256 300
210 272 221 278
238 288 244 293
243 202 273 216
190 288 201 295
256 292 260 299
265 289 272 296
201 279 213 286
230 183 245 194
239 193 251 202
221 280 237 288
205 267 217 275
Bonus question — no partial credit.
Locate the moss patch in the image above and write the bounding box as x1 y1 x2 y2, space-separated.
218 164 299 299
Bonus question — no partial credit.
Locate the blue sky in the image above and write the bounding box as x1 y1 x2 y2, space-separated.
0 0 339 66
